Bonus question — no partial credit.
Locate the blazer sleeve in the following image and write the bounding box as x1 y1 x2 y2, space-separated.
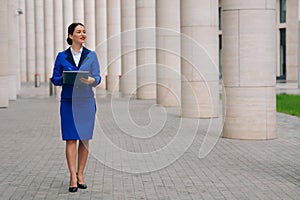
89 51 101 87
51 52 63 86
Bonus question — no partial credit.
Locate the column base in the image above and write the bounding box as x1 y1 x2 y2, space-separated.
157 84 180 107
222 86 276 140
181 81 219 118
120 75 136 96
106 75 119 92
136 84 156 100
0 76 9 108
8 75 17 100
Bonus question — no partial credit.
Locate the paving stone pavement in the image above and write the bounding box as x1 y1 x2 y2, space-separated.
0 82 300 200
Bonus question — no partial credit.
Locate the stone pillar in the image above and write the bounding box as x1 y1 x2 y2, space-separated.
120 0 136 95
35 0 45 82
286 0 298 81
107 0 121 92
19 0 27 82
136 0 156 99
222 0 277 139
95 0 107 89
54 0 64 54
156 0 180 106
44 0 54 82
84 0 96 49
0 76 9 107
25 0 36 82
8 0 19 99
180 0 219 117
0 0 9 107
298 0 300 88
63 0 73 49
73 0 84 23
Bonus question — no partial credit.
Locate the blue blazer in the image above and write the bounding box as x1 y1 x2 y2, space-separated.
51 47 101 100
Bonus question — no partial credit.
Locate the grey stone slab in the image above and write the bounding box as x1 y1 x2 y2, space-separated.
0 83 300 199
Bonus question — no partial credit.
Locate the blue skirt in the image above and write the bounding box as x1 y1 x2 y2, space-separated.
60 98 96 140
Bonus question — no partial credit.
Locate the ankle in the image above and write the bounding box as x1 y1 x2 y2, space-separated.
77 172 85 183
69 178 77 187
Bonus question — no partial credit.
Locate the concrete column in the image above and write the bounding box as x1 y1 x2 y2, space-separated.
63 0 73 49
180 0 219 117
44 0 54 82
286 0 298 82
8 0 19 99
0 0 9 107
25 0 36 82
222 0 277 139
95 0 107 89
35 0 45 82
73 0 84 23
84 0 96 49
120 0 136 95
54 0 64 54
19 0 27 82
136 0 156 99
0 76 9 107
298 0 300 88
107 0 121 92
156 0 180 106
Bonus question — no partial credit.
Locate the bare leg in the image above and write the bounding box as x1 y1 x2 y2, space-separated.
77 140 89 184
66 140 77 187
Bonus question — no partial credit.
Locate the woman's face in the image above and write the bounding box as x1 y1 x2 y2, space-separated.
70 25 86 45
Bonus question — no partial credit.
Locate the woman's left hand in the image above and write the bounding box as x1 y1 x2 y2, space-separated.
79 76 95 85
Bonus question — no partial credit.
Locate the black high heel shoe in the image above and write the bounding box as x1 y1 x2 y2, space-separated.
77 182 87 189
69 186 78 192
69 175 78 192
76 173 87 189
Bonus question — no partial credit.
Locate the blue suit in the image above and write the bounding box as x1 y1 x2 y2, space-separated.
51 47 101 140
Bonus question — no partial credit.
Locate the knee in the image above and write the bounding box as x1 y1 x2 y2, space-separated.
66 140 77 146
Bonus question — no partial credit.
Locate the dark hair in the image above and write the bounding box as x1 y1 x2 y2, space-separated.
66 22 85 45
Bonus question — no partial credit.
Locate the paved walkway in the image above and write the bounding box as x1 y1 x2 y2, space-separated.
0 83 300 200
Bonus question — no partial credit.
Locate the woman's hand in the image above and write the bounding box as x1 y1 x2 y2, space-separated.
79 76 95 85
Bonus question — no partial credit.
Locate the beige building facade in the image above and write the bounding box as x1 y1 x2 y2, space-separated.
0 0 298 140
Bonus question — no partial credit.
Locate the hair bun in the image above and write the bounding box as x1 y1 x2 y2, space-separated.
67 37 72 45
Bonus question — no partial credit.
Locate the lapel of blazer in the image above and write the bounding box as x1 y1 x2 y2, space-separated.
64 47 76 67
78 47 90 68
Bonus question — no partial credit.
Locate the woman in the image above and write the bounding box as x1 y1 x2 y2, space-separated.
51 22 101 192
